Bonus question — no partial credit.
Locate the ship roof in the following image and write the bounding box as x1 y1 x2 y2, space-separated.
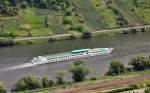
93 48 108 52
71 49 90 53
42 48 109 58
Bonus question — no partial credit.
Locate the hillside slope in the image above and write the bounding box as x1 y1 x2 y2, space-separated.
0 0 149 37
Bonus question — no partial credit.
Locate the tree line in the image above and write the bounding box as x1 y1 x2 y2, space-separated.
107 54 150 76
0 0 71 16
11 60 89 92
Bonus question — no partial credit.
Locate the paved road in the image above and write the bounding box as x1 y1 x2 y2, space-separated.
14 25 150 41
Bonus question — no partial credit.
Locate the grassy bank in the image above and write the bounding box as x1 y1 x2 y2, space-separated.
12 25 150 45
0 25 149 47
13 70 150 93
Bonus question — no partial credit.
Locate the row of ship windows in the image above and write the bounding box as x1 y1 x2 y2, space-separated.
47 52 106 60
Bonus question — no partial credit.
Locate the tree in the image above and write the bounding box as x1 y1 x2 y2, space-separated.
42 76 53 88
55 70 65 85
69 60 89 82
0 0 72 16
0 81 6 93
106 60 126 75
128 54 150 71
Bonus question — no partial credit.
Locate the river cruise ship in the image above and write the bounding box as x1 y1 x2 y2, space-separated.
31 48 114 65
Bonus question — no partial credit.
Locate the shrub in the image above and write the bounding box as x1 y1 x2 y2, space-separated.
69 34 77 40
128 54 150 71
146 82 150 87
82 32 91 39
63 17 73 25
42 76 53 88
141 28 146 32
145 87 150 93
11 75 41 92
126 67 133 72
8 32 17 37
20 24 31 31
69 60 89 82
0 38 16 47
106 60 126 75
65 9 72 16
106 87 135 93
122 30 130 34
55 70 65 85
0 32 17 37
130 28 137 33
129 84 138 89
0 81 6 93
69 24 84 32
90 77 97 81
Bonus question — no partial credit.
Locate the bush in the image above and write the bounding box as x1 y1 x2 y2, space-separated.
126 67 133 72
106 87 135 93
0 32 17 37
11 75 41 92
69 24 84 32
122 30 130 34
129 84 138 89
0 81 6 93
8 32 17 37
20 24 31 31
106 84 138 93
69 60 89 82
42 76 53 88
69 34 77 40
82 32 92 39
130 28 137 33
128 54 150 71
141 28 146 32
145 87 150 93
106 60 126 75
63 17 73 25
55 70 65 85
90 77 97 81
26 40 35 44
0 38 16 47
146 82 150 87
65 9 72 16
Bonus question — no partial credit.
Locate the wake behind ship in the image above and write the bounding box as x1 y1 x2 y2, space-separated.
31 48 114 65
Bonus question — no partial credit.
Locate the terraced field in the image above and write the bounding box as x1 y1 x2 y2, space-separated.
0 0 150 37
73 0 107 30
72 0 124 30
113 0 145 25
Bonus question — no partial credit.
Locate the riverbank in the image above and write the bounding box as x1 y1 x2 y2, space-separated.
13 70 150 93
14 25 150 43
0 25 150 47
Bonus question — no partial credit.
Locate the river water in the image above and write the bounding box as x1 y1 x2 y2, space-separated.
0 32 150 90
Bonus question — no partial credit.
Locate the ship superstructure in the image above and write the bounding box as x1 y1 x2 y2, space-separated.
31 48 114 65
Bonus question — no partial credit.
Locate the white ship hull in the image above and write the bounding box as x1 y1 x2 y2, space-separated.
31 48 114 65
